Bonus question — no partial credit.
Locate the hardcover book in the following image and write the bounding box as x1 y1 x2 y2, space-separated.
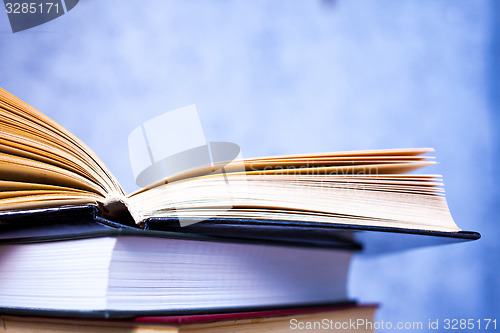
0 304 378 332
0 226 354 316
0 87 479 251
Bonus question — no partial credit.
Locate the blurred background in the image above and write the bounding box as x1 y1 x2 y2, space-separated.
0 0 498 328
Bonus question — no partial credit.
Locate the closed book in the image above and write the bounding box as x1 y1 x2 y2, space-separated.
0 304 378 333
0 226 354 317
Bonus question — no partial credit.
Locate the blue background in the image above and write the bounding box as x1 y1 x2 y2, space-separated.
0 0 498 329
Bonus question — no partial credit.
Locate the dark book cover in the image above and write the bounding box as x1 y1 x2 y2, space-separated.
0 204 480 254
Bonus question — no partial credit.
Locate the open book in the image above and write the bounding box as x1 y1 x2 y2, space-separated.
0 87 475 240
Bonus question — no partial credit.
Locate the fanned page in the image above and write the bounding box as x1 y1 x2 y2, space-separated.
0 88 124 214
0 87 458 233
128 149 461 232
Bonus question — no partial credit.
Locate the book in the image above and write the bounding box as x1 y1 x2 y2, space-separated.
0 87 480 246
0 304 378 332
0 229 354 316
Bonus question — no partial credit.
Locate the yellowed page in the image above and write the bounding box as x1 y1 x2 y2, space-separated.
0 154 106 196
245 148 434 161
0 195 100 212
0 110 115 193
0 180 93 192
0 139 107 186
0 88 123 196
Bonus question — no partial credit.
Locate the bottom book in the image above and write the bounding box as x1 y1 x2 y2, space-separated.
0 304 378 333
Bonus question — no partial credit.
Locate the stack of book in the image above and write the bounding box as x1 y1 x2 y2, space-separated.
0 87 479 332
